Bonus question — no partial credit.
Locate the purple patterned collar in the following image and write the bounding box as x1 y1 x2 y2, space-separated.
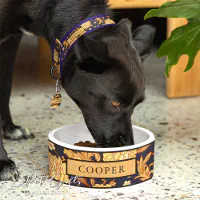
51 15 116 79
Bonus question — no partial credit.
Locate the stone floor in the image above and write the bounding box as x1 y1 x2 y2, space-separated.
0 36 199 200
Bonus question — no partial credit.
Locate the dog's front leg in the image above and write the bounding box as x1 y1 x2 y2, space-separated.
0 123 19 181
0 34 34 140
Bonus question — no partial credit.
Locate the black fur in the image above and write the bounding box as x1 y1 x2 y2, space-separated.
0 0 155 181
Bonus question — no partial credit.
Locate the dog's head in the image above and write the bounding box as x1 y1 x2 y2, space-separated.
62 19 155 147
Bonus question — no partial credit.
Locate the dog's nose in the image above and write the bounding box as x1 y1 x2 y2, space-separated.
98 134 134 148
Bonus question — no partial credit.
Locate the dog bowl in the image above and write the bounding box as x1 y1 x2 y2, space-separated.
48 124 155 189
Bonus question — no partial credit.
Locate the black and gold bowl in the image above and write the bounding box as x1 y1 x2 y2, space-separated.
48 124 155 189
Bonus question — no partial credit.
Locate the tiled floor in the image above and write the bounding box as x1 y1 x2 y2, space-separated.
0 36 199 200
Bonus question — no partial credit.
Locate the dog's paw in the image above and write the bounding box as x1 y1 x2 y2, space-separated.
0 159 19 181
3 125 35 140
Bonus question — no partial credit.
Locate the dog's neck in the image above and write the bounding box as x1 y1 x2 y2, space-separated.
33 0 112 43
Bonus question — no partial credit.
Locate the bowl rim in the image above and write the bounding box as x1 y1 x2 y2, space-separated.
48 124 155 152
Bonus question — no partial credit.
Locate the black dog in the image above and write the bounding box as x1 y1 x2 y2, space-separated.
0 0 155 181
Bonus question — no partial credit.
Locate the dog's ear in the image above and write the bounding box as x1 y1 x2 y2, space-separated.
74 34 109 62
77 19 132 62
83 37 109 62
132 25 156 61
76 19 133 62
116 19 133 43
75 20 155 63
115 20 156 61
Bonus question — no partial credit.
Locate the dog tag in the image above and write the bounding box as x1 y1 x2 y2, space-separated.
50 93 62 109
50 78 62 109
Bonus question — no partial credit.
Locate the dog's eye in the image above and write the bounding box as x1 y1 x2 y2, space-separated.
111 100 121 108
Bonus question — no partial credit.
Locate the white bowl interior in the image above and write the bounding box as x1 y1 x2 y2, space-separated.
49 124 154 152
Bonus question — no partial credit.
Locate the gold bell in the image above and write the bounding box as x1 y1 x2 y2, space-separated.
50 78 62 109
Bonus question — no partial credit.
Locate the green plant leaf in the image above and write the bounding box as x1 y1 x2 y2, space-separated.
144 0 200 76
144 0 200 20
156 20 200 76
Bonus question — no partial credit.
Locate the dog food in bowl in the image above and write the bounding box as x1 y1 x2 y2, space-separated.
74 141 97 147
48 124 155 189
